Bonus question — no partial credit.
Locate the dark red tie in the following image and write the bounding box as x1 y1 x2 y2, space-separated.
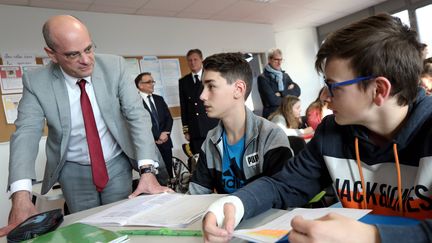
77 79 108 192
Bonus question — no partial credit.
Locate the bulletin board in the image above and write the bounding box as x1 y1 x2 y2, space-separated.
0 55 189 142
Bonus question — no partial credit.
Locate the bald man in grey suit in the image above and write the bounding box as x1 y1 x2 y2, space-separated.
0 15 172 236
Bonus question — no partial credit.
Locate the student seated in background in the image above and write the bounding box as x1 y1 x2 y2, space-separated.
135 72 174 179
268 95 314 137
420 57 432 95
202 13 432 243
305 87 332 130
188 53 293 195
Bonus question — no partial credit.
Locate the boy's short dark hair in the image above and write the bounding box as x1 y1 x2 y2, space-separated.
186 49 203 59
134 72 151 88
203 52 253 99
316 13 423 106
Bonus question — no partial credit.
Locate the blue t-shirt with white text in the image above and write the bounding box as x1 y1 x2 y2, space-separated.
221 131 246 193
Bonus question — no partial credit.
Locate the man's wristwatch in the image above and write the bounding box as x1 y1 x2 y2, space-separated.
139 164 158 175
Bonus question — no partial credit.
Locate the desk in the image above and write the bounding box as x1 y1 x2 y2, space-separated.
0 201 421 243
63 206 286 243
0 200 286 243
32 183 65 214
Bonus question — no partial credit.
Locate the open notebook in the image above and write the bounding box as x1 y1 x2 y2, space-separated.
80 193 225 228
234 207 371 243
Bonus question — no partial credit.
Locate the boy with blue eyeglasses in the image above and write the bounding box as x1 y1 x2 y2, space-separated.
202 13 432 243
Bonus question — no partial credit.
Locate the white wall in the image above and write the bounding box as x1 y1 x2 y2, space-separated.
274 28 322 114
0 4 276 56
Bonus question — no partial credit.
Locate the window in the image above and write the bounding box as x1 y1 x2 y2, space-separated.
416 4 432 58
392 10 410 27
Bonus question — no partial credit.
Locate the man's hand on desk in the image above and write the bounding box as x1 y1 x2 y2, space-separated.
0 191 38 237
128 173 173 198
202 203 236 243
289 213 380 243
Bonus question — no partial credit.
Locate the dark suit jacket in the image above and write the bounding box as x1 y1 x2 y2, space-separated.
143 94 173 149
178 73 218 139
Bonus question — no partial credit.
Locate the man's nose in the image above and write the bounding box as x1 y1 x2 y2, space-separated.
200 88 207 101
79 52 91 64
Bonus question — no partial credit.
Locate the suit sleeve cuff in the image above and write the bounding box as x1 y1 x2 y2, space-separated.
9 179 32 197
137 159 159 168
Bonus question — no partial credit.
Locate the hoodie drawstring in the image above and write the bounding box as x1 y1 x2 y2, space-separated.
354 137 403 214
393 143 403 214
354 138 368 209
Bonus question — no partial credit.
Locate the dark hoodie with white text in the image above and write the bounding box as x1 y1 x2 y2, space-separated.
234 89 432 243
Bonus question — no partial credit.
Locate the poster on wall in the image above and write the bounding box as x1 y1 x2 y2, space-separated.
140 56 164 96
0 65 23 94
159 59 181 106
140 56 181 106
1 52 36 66
124 57 141 82
2 93 22 124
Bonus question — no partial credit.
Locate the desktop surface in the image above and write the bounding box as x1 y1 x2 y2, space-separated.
0 201 421 243
0 200 286 243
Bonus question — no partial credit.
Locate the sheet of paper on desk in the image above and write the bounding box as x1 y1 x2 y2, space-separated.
234 207 371 243
79 193 225 227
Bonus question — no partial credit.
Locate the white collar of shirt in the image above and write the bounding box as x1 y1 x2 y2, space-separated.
60 68 91 88
139 91 154 106
192 69 203 83
139 91 152 98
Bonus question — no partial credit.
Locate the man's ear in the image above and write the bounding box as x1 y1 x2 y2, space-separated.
44 47 58 64
234 79 246 99
373 77 392 106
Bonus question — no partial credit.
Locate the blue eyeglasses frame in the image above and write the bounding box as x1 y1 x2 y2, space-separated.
324 76 374 97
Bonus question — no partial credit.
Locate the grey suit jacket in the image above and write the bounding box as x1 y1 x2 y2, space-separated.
8 54 159 194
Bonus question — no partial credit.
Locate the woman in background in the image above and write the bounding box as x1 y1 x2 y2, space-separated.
420 57 432 96
269 95 313 137
306 87 332 130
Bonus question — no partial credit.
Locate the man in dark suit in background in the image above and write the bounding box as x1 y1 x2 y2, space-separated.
178 49 218 154
135 72 174 178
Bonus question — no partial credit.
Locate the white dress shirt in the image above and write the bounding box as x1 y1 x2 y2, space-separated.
139 91 156 112
63 71 121 164
192 69 203 83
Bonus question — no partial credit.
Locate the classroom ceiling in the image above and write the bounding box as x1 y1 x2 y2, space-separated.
0 0 387 31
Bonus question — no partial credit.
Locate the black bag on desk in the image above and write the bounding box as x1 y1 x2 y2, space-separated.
7 208 63 243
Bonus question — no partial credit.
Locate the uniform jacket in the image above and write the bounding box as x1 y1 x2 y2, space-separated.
178 73 218 139
189 108 293 194
8 54 158 194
